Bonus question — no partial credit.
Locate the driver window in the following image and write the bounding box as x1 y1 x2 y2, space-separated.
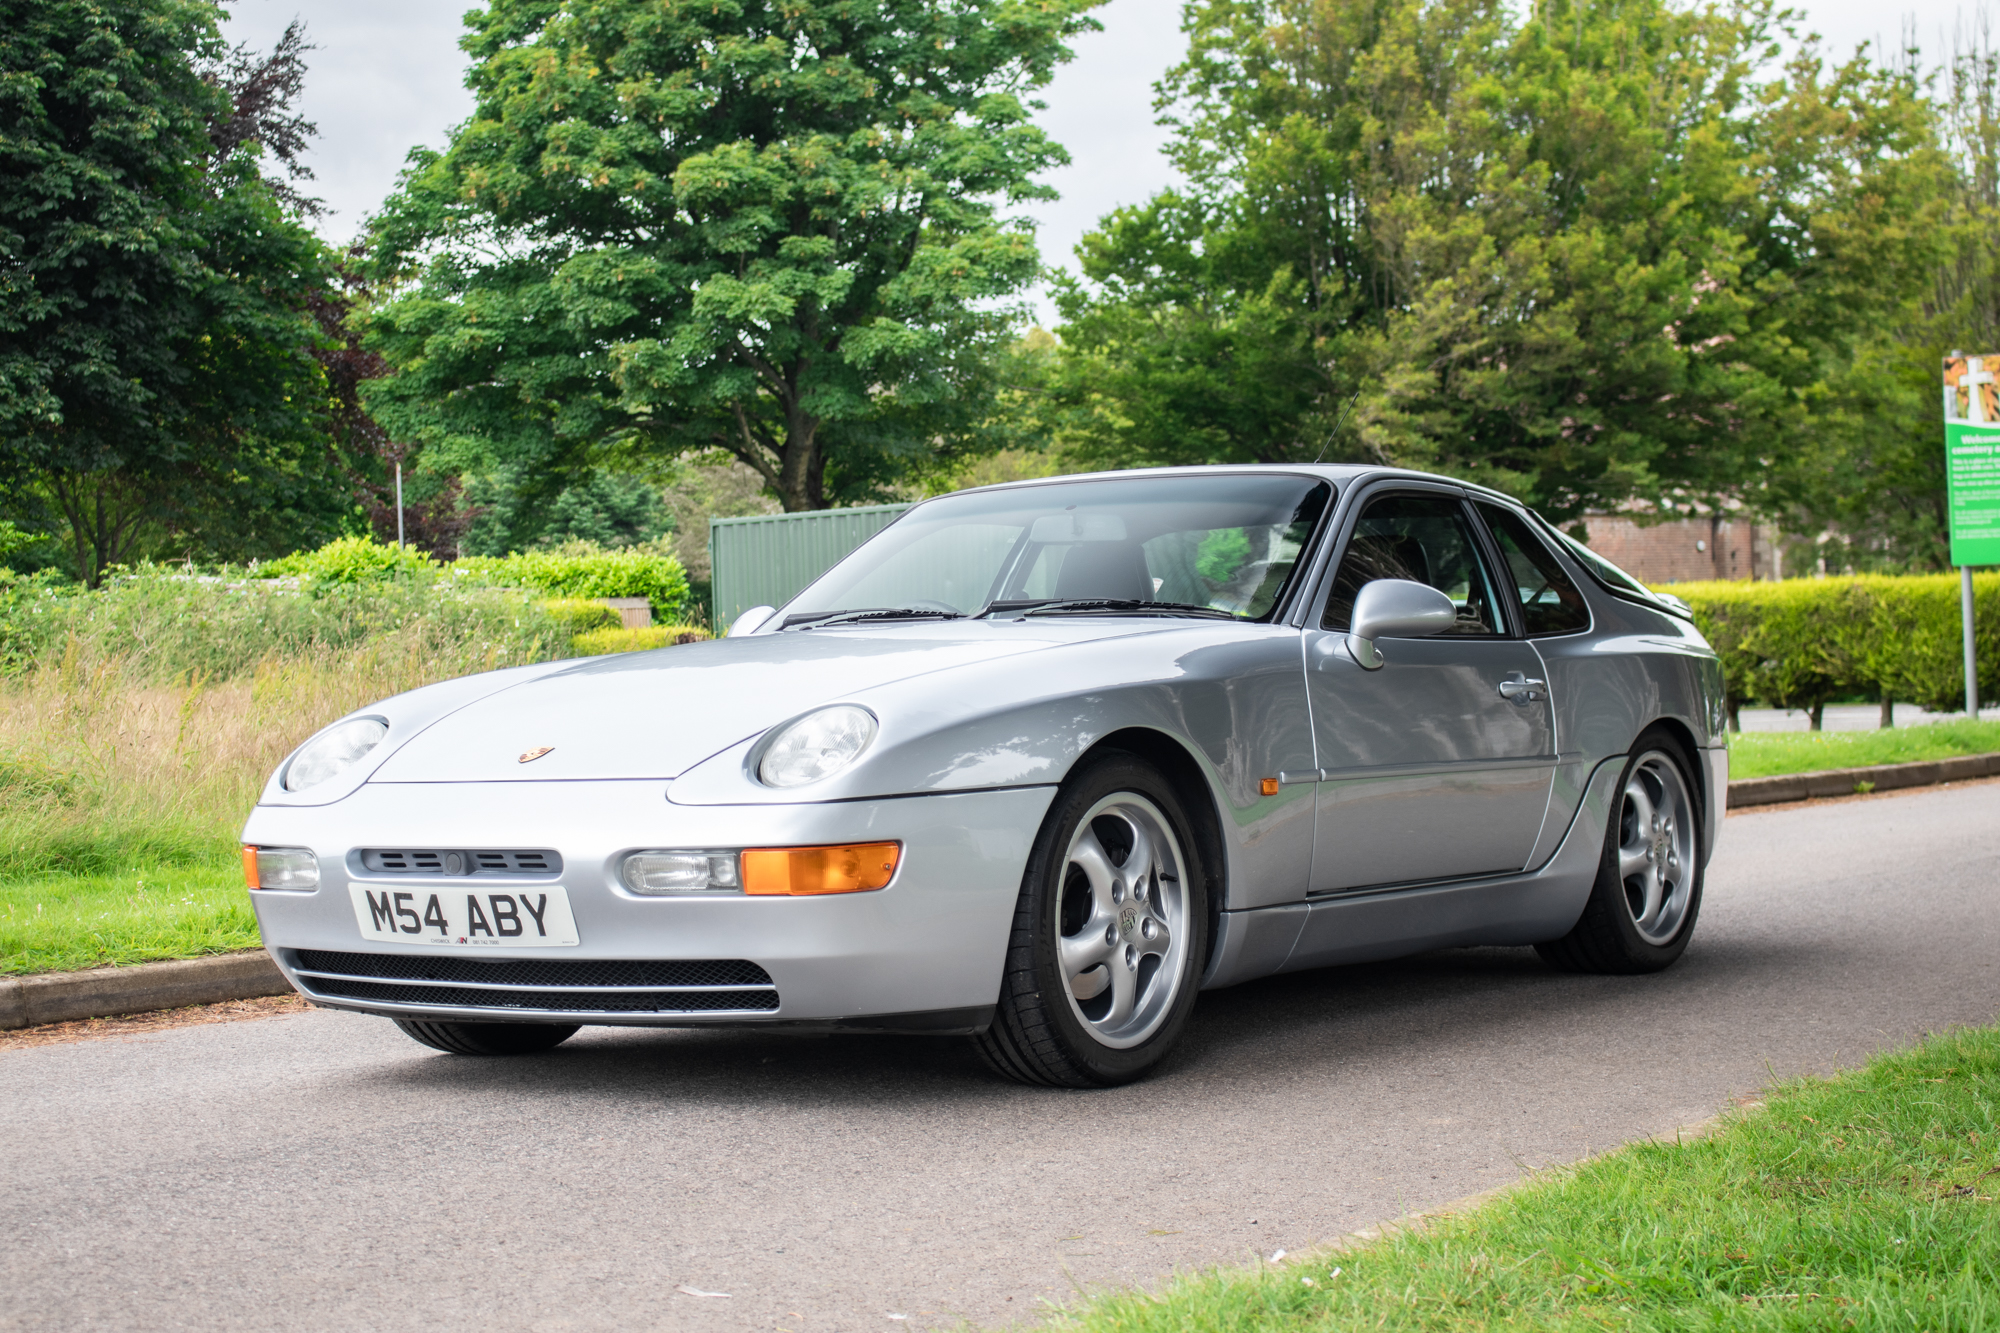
1322 495 1502 635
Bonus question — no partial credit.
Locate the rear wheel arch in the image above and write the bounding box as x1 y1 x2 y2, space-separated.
1639 715 1707 838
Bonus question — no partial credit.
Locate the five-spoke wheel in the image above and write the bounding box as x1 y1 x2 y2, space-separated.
1614 752 1696 946
1054 793 1190 1049
976 752 1209 1087
1537 729 1706 974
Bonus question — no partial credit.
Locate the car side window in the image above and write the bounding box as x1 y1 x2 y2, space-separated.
1321 494 1503 635
1475 503 1592 636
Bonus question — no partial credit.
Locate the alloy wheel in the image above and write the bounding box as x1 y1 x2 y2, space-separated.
1054 793 1191 1050
1615 751 1696 946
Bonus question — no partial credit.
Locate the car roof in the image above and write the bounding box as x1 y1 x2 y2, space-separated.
942 464 1528 512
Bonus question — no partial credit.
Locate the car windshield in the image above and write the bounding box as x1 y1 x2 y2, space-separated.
781 474 1334 626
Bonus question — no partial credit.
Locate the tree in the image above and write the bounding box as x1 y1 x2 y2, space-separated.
1765 29 2000 572
0 0 334 583
363 0 1099 514
1050 0 1954 529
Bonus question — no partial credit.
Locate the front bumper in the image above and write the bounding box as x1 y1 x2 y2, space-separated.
243 781 1055 1030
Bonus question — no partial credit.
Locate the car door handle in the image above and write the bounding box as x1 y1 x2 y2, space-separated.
1497 673 1546 704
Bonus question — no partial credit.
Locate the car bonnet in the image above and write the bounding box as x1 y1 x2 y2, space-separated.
364 622 1140 783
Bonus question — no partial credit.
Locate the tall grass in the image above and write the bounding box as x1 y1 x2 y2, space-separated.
0 635 552 879
0 570 582 971
0 567 569 683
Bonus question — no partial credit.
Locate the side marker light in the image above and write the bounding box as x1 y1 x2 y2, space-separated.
1260 777 1280 796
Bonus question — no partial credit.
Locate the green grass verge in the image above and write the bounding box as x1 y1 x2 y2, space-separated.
1730 717 2000 779
1056 1026 2000 1332
0 858 259 975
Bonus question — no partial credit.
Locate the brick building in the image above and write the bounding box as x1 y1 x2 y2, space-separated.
1579 513 1779 585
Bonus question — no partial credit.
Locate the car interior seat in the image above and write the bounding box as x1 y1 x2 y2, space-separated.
1053 542 1155 602
1348 531 1433 588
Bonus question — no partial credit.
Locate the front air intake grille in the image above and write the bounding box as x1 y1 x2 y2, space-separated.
305 977 779 1013
287 950 778 1015
358 848 561 876
293 950 770 989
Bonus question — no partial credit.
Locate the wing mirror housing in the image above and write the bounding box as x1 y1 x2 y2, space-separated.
1347 579 1457 669
728 605 777 637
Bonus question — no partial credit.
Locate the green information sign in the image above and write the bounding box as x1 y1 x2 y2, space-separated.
1944 352 2000 566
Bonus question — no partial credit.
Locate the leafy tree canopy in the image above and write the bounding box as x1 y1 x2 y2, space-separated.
1046 0 1955 532
0 1 337 583
364 0 1100 513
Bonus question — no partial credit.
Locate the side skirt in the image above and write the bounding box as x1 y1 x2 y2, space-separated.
1202 754 1623 988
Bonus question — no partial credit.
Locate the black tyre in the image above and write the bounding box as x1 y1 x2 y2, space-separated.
393 1018 580 1055
974 751 1210 1088
1536 728 1705 974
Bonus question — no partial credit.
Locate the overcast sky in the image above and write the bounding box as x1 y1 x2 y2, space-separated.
221 0 1973 320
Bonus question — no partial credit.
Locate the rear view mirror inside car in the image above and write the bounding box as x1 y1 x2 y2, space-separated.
1030 512 1128 543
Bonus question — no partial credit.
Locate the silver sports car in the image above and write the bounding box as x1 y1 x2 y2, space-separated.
242 466 1726 1086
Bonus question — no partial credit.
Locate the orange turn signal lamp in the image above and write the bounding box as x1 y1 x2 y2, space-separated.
741 841 900 896
241 845 320 891
1259 777 1280 797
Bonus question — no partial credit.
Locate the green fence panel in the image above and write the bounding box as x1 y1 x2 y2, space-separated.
709 503 914 632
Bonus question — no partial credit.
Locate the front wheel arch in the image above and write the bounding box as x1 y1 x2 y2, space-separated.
974 748 1214 1087
1074 727 1226 975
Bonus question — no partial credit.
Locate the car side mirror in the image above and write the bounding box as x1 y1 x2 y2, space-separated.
1347 579 1457 670
728 605 777 637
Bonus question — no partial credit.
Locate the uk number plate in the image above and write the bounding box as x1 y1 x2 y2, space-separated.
348 884 580 947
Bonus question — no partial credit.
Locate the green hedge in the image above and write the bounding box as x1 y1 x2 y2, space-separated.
260 536 691 620
456 540 690 619
571 624 712 657
258 535 438 584
536 598 621 639
1672 574 2000 721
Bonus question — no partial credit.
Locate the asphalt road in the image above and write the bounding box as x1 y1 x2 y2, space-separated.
7 781 2000 1333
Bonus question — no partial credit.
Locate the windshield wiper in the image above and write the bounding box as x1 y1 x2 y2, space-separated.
783 607 967 630
984 598 1238 622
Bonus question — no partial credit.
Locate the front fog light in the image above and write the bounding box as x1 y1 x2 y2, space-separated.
621 850 742 895
243 846 319 891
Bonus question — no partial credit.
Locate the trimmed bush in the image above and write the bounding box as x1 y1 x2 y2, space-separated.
537 598 622 638
240 534 694 620
456 539 690 619
1669 574 2000 724
571 625 712 656
258 535 437 584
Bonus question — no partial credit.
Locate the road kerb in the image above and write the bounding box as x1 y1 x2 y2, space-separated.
1727 750 2000 808
0 951 292 1030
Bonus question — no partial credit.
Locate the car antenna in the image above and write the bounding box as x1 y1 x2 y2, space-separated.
1313 388 1363 464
